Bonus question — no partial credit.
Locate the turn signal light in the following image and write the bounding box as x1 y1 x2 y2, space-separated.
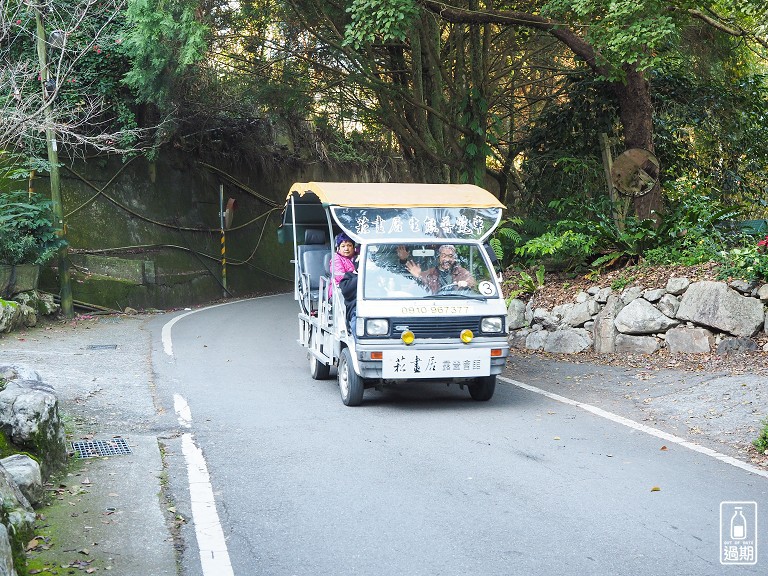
491 349 503 357
371 351 383 360
460 329 474 344
401 330 415 345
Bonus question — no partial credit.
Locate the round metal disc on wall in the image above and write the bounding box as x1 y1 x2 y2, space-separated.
611 148 660 197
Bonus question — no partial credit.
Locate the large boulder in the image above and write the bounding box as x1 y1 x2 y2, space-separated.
614 298 680 335
717 337 759 355
0 466 35 576
0 370 67 477
666 326 714 354
0 524 16 576
615 334 660 354
506 298 527 331
11 291 59 317
0 302 20 334
525 328 548 350
563 299 599 327
592 295 623 354
676 281 765 338
0 455 43 507
543 328 592 353
0 299 42 333
666 277 690 295
657 294 680 318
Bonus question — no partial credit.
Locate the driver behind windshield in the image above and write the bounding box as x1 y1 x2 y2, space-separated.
404 244 476 294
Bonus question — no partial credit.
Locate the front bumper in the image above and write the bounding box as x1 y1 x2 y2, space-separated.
349 338 509 381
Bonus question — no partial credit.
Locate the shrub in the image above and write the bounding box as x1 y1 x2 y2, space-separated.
716 240 768 282
507 181 747 276
0 191 65 265
754 419 768 453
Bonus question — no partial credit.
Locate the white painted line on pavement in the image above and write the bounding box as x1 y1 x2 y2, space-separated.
174 394 192 428
175 395 234 576
162 310 196 356
500 376 768 480
182 434 235 576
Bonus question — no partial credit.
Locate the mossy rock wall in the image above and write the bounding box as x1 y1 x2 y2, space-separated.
34 148 405 310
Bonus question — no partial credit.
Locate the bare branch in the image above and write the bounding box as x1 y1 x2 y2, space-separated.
0 0 150 157
418 0 609 76
688 8 768 51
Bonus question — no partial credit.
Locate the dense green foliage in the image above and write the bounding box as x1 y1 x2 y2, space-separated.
0 190 65 265
123 0 208 107
2 0 767 281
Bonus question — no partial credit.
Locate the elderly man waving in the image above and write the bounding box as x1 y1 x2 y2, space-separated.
404 244 476 294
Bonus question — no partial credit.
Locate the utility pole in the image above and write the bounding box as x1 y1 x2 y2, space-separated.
35 10 73 318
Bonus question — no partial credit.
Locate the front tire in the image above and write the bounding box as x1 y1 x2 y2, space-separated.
338 347 364 406
468 375 496 401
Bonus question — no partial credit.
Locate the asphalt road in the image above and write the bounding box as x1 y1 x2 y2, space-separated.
151 294 768 576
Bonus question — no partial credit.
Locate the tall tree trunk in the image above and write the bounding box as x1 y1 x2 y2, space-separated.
613 67 662 221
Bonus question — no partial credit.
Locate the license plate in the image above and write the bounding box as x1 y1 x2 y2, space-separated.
381 349 490 379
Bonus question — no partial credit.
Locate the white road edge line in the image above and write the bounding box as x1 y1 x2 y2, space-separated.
499 376 768 480
174 395 235 576
162 310 195 357
174 393 192 429
162 294 283 357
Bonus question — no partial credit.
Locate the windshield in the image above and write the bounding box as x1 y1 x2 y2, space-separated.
362 243 499 300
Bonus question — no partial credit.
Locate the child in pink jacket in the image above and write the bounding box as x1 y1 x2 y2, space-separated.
329 232 357 297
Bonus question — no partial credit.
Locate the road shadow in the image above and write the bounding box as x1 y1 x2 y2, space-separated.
355 379 536 410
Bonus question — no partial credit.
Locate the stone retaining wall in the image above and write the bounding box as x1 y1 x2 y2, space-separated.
508 278 768 355
0 364 67 575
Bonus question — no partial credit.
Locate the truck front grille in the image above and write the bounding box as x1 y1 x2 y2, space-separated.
389 316 483 339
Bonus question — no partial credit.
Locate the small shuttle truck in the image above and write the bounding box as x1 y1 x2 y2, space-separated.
279 182 510 406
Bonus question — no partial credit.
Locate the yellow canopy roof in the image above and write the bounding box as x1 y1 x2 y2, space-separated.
288 182 505 209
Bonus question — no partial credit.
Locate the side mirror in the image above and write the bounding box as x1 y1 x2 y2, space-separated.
483 243 499 266
483 243 504 278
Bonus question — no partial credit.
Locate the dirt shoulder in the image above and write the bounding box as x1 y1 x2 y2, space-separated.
503 262 768 470
1 312 178 576
504 350 768 471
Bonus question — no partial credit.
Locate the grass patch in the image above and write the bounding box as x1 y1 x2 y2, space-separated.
754 418 768 453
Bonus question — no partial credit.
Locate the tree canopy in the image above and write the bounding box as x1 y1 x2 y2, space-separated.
3 0 767 222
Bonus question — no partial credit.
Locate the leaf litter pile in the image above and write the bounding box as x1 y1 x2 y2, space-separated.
26 459 114 574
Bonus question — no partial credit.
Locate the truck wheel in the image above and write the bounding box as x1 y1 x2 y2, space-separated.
468 375 496 401
338 347 364 406
309 353 331 380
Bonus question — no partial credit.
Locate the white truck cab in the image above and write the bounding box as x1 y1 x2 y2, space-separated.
278 182 509 406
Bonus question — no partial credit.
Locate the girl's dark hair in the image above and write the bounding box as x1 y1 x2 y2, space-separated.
335 232 354 247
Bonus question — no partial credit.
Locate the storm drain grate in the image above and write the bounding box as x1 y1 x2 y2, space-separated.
71 437 132 458
86 344 118 350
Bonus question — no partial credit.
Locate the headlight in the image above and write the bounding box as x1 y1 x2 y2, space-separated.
365 319 389 336
481 317 503 333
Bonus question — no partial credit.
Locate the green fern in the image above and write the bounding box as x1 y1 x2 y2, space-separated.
489 238 504 261
509 265 546 296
